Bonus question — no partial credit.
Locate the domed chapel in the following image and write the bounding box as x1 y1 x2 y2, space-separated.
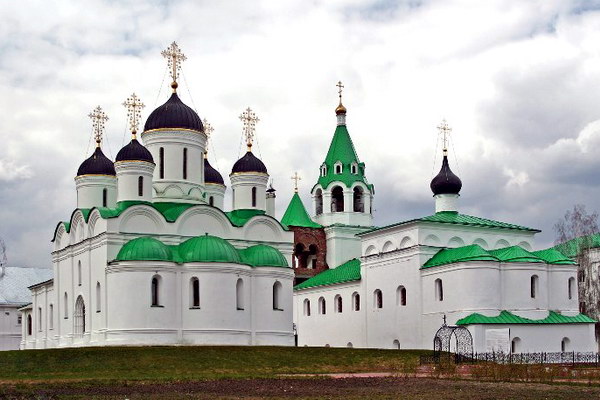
21 43 596 353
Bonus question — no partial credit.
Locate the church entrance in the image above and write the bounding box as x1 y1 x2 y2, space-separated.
74 295 86 337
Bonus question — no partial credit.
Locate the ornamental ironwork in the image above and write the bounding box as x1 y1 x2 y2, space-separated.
432 316 473 357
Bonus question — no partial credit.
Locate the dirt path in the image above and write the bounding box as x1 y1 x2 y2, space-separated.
2 377 600 399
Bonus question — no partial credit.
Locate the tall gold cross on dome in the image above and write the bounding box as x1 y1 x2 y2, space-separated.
88 106 109 147
202 118 214 155
291 172 301 192
437 119 452 155
122 93 145 138
161 42 187 92
239 107 260 151
336 80 344 103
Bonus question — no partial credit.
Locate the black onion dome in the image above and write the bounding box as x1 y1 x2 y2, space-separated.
204 158 224 185
77 147 116 176
144 93 203 132
116 139 154 163
231 151 268 174
430 155 462 195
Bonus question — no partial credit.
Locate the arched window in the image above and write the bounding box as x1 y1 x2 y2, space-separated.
190 277 200 308
303 299 311 316
96 282 101 312
102 188 107 207
511 337 521 353
568 277 575 300
315 189 323 215
209 196 214 206
347 342 353 348
331 186 344 212
352 292 360 311
308 244 318 269
351 163 357 174
530 275 538 299
353 187 364 212
159 147 165 179
77 261 82 286
397 286 407 306
318 297 326 315
320 165 327 176
64 292 68 318
561 337 570 352
236 278 244 310
393 339 401 350
151 276 160 306
251 187 257 207
273 281 283 310
334 163 342 174
435 279 443 301
38 307 42 331
27 314 32 336
374 289 383 309
74 295 85 337
335 295 342 313
49 304 53 330
138 176 144 197
183 148 188 179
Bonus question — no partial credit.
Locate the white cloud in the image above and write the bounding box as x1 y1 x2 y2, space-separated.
0 160 32 181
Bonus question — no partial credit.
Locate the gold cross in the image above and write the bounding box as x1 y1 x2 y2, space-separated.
291 172 301 192
336 80 344 103
88 106 109 147
437 119 452 155
122 93 145 138
161 42 187 92
202 118 214 155
239 107 260 151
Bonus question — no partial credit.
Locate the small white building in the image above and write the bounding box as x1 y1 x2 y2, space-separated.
293 111 596 354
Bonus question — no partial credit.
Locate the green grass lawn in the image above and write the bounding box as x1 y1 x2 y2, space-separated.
0 346 426 382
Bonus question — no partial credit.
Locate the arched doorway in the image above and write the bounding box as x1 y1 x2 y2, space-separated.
74 295 86 337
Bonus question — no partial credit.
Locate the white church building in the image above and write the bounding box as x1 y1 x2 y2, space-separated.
20 43 596 353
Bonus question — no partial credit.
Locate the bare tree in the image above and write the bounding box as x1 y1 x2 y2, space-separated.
554 204 600 320
0 237 6 270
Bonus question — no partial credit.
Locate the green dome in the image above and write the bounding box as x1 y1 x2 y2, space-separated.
179 235 242 264
240 245 289 268
116 237 172 262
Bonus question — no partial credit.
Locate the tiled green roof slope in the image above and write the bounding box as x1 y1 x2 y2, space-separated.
488 246 543 263
114 236 290 268
422 245 499 269
422 244 576 269
457 310 595 325
281 193 322 229
552 234 600 258
316 124 372 190
224 209 267 226
294 258 361 290
531 249 576 265
362 211 539 235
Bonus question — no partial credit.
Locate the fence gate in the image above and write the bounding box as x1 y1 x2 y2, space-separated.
433 319 473 358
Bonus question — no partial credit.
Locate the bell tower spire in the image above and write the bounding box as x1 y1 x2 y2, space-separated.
335 81 347 126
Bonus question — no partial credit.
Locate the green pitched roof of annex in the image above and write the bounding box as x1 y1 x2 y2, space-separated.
552 233 600 258
456 310 595 325
422 244 499 269
360 211 539 236
280 193 322 229
315 124 372 190
294 258 361 290
114 236 290 268
531 249 576 265
488 246 544 264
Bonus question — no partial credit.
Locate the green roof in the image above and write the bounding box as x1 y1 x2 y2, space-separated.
280 193 322 229
422 244 499 269
179 235 242 264
294 258 361 290
315 124 372 190
361 211 539 235
239 245 289 268
225 209 268 227
488 246 544 264
116 237 172 262
531 249 576 265
552 234 600 258
457 310 595 325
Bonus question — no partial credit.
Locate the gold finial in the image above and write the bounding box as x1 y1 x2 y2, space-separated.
122 93 145 139
239 107 260 151
437 119 452 156
88 106 109 148
161 41 187 93
291 171 301 193
202 118 214 155
335 80 347 115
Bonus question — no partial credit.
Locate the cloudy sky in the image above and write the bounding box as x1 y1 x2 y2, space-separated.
1 0 600 267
